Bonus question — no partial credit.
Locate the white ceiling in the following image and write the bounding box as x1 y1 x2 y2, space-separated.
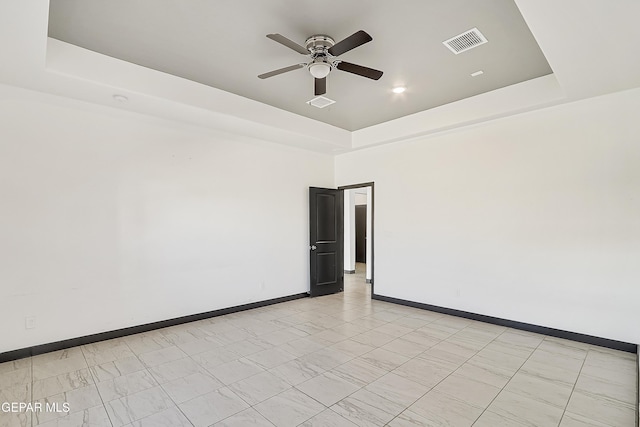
1 1 639 153
47 0 552 131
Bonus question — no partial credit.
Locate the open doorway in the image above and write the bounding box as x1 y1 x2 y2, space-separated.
340 183 374 297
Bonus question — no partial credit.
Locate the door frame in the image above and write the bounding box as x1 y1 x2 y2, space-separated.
338 182 374 296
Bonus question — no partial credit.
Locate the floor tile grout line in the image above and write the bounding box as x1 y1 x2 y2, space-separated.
33 349 92 425
249 385 327 427
204 289 398 424
469 331 548 426
558 347 637 425
215 298 615 425
209 297 418 424
155 371 196 427
79 342 114 427
96 340 174 427
557 350 588 427
30 354 33 427
375 319 512 426
123 347 262 425
286 294 472 423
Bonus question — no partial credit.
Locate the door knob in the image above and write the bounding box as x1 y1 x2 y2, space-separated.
310 245 317 250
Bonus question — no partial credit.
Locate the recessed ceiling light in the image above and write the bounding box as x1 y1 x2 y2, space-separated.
113 94 128 102
471 70 484 77
392 86 406 94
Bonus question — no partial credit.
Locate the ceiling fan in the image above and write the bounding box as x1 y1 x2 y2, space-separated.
258 30 384 96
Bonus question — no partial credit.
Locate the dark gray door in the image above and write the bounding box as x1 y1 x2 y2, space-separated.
309 187 344 297
355 205 367 263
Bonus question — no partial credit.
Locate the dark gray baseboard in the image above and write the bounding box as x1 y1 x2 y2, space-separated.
373 294 637 353
0 292 309 364
344 270 356 274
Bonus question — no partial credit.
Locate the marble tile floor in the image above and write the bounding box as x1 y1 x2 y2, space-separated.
1 263 637 427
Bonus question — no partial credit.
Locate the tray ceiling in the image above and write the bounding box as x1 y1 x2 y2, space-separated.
48 0 552 131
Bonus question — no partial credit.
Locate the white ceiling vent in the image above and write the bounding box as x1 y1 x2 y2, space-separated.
443 28 488 54
307 96 335 109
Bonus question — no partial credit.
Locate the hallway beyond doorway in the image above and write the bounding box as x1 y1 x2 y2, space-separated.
344 262 370 301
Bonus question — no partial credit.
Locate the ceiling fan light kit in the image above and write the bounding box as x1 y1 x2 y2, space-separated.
259 30 383 97
309 60 331 79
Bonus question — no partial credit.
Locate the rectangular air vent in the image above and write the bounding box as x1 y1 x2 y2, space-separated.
443 28 487 54
307 96 335 109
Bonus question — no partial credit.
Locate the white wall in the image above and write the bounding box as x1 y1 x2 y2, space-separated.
347 188 372 280
366 188 372 282
0 85 334 353
343 190 356 272
336 87 640 344
355 193 367 205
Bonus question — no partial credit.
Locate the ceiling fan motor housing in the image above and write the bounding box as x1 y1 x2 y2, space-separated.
305 35 335 78
305 35 335 54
